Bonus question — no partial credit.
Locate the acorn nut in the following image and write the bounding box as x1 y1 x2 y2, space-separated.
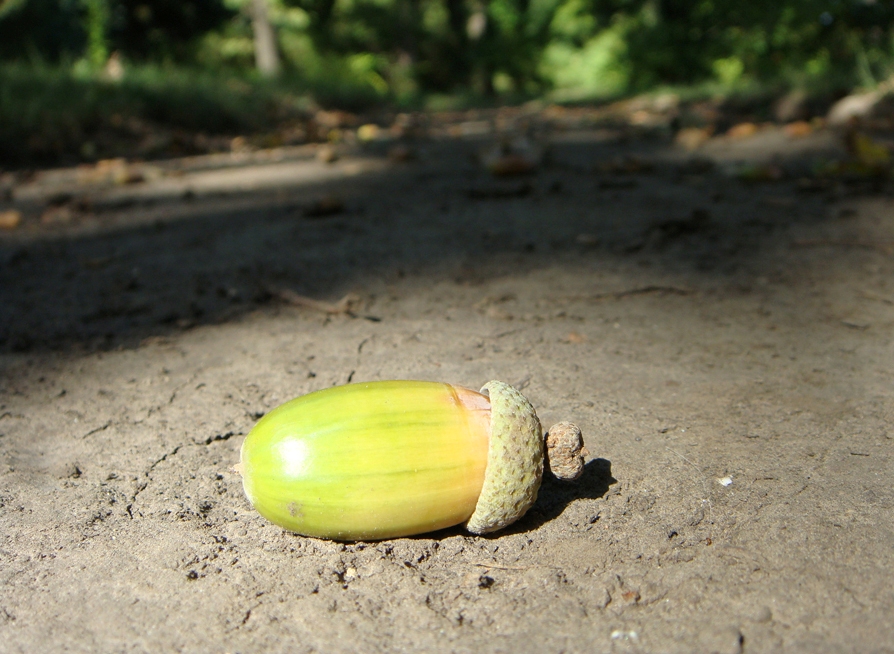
237 380 587 540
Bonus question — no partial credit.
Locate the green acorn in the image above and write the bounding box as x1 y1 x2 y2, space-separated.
237 380 587 541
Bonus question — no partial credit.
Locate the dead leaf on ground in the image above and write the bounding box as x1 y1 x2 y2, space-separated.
594 155 655 175
113 167 145 185
621 590 641 604
450 120 491 138
0 209 22 230
736 163 785 182
77 158 148 185
41 205 75 225
314 110 359 130
230 136 250 153
357 124 382 142
387 144 415 162
674 127 714 151
487 153 538 176
303 195 345 218
628 109 668 127
481 136 543 176
847 131 891 169
726 122 761 139
784 121 814 139
315 144 339 163
810 130 893 180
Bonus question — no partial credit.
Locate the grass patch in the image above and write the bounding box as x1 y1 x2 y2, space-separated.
0 63 325 167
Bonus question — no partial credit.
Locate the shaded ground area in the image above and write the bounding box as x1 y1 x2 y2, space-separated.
1 109 893 652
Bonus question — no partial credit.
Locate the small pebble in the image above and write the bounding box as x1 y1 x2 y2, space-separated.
751 606 773 623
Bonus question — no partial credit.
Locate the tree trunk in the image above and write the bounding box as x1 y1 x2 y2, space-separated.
250 0 280 77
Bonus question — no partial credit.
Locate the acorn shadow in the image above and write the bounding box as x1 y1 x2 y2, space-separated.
508 457 616 534
421 458 616 541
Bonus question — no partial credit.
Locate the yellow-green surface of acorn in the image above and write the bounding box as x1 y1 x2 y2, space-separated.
238 379 585 541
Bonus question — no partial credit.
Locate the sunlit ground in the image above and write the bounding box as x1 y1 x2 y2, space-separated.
1 108 893 652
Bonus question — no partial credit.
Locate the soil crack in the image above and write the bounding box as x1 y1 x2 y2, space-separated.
126 444 184 518
203 431 240 445
80 421 111 439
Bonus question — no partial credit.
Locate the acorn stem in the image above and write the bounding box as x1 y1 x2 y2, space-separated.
544 422 589 481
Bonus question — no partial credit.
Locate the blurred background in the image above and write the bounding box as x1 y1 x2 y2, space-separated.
1 0 893 167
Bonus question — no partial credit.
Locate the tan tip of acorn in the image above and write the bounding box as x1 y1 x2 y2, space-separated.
545 422 589 481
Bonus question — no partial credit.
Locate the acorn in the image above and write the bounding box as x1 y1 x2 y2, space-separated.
237 380 588 541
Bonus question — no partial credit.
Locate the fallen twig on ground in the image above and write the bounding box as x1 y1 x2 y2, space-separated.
470 562 558 571
269 287 362 315
862 290 894 305
792 238 894 255
563 286 695 302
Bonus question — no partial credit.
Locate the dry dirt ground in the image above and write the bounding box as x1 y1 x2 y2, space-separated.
1 113 893 653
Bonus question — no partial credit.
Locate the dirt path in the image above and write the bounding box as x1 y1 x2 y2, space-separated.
1 119 893 653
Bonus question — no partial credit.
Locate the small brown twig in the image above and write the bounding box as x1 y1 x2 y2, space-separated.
562 286 695 303
862 290 894 305
269 287 362 315
791 239 894 256
470 562 558 571
595 285 694 300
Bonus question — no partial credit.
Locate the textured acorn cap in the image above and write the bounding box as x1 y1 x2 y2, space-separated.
465 380 544 534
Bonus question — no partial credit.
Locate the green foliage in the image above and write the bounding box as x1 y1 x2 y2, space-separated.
0 0 84 61
586 0 894 92
540 1 630 99
0 62 306 164
0 0 235 64
195 5 391 106
82 0 110 67
111 0 236 61
0 0 893 128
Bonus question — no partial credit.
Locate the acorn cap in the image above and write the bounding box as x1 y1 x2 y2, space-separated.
466 380 544 534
